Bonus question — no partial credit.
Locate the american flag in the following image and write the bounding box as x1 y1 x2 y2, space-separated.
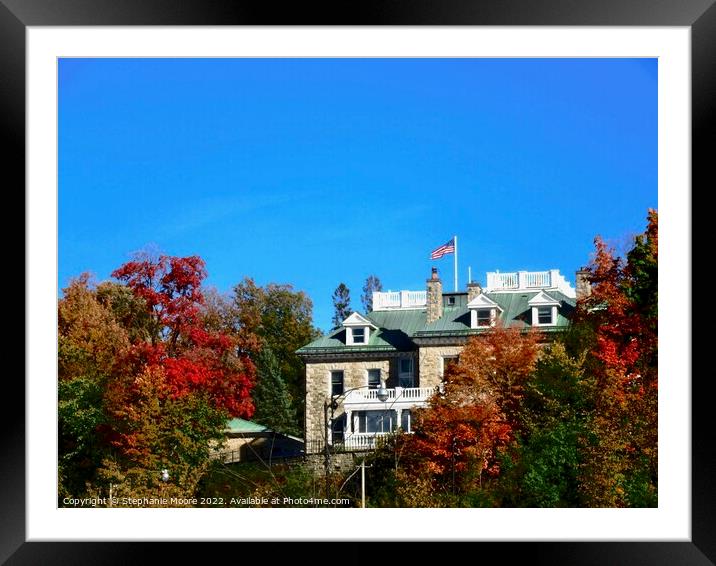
430 238 455 259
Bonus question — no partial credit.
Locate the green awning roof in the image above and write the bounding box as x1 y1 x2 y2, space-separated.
225 418 269 434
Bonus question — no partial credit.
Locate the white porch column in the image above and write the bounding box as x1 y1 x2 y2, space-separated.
345 410 352 436
395 408 402 432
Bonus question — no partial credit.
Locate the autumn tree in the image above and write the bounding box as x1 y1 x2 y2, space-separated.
361 275 383 313
97 365 228 501
400 326 539 503
574 210 658 507
230 277 320 431
58 253 257 502
331 283 351 329
58 274 131 498
450 325 540 432
112 253 255 417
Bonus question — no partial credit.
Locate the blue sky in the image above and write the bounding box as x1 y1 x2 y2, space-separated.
59 58 657 332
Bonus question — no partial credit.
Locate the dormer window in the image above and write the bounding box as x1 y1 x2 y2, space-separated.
537 306 553 325
352 327 366 344
476 309 493 327
342 312 378 346
528 291 560 327
467 294 502 329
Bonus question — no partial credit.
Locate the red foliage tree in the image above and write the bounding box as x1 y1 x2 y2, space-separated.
112 252 255 418
576 210 658 506
403 325 539 496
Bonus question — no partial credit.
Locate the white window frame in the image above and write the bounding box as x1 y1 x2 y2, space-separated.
356 410 397 434
351 326 366 344
532 305 558 326
330 370 344 396
367 368 381 389
475 308 494 327
400 409 412 433
346 325 370 345
467 295 502 329
441 355 459 378
399 357 414 388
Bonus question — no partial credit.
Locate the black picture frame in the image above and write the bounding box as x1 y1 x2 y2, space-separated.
7 1 710 563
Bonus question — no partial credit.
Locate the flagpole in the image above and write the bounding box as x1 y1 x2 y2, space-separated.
454 235 458 292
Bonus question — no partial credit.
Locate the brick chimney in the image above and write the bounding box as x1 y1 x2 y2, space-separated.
575 268 592 301
467 281 482 302
426 267 443 323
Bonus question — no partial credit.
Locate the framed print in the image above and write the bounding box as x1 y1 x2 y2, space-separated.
7 0 712 563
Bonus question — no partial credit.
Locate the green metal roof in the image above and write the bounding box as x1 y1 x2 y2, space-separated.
297 291 575 354
225 418 269 434
418 291 574 335
296 308 426 354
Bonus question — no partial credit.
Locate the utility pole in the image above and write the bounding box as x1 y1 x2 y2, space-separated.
361 457 366 508
323 401 330 499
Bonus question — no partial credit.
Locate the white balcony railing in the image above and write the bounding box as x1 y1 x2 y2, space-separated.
488 272 519 289
524 271 551 288
343 434 382 450
485 269 576 298
372 290 427 311
342 386 436 406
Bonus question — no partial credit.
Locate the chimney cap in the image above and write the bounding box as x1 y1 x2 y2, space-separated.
430 267 440 281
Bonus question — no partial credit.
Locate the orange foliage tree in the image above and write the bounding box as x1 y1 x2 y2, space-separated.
402 325 540 501
575 209 658 506
58 252 256 502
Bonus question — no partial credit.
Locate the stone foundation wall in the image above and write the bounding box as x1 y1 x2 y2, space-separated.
304 452 357 476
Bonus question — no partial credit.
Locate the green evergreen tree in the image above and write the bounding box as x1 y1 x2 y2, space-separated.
501 343 588 507
230 277 321 433
361 275 382 313
331 283 352 329
252 347 299 436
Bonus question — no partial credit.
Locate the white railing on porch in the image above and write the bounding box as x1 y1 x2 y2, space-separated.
372 290 427 311
343 386 436 405
343 434 381 450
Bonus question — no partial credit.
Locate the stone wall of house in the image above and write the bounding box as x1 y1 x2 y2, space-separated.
305 359 391 442
426 269 443 323
467 282 482 302
575 268 592 301
417 345 464 388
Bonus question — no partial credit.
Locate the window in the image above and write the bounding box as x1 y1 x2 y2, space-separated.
468 297 502 329
331 370 344 396
352 327 366 344
356 410 397 433
537 306 553 325
368 369 381 389
331 414 346 442
400 410 412 432
442 355 459 378
447 296 456 305
476 309 492 327
399 358 414 388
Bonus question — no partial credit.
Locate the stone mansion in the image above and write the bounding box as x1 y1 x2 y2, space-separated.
297 267 590 449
